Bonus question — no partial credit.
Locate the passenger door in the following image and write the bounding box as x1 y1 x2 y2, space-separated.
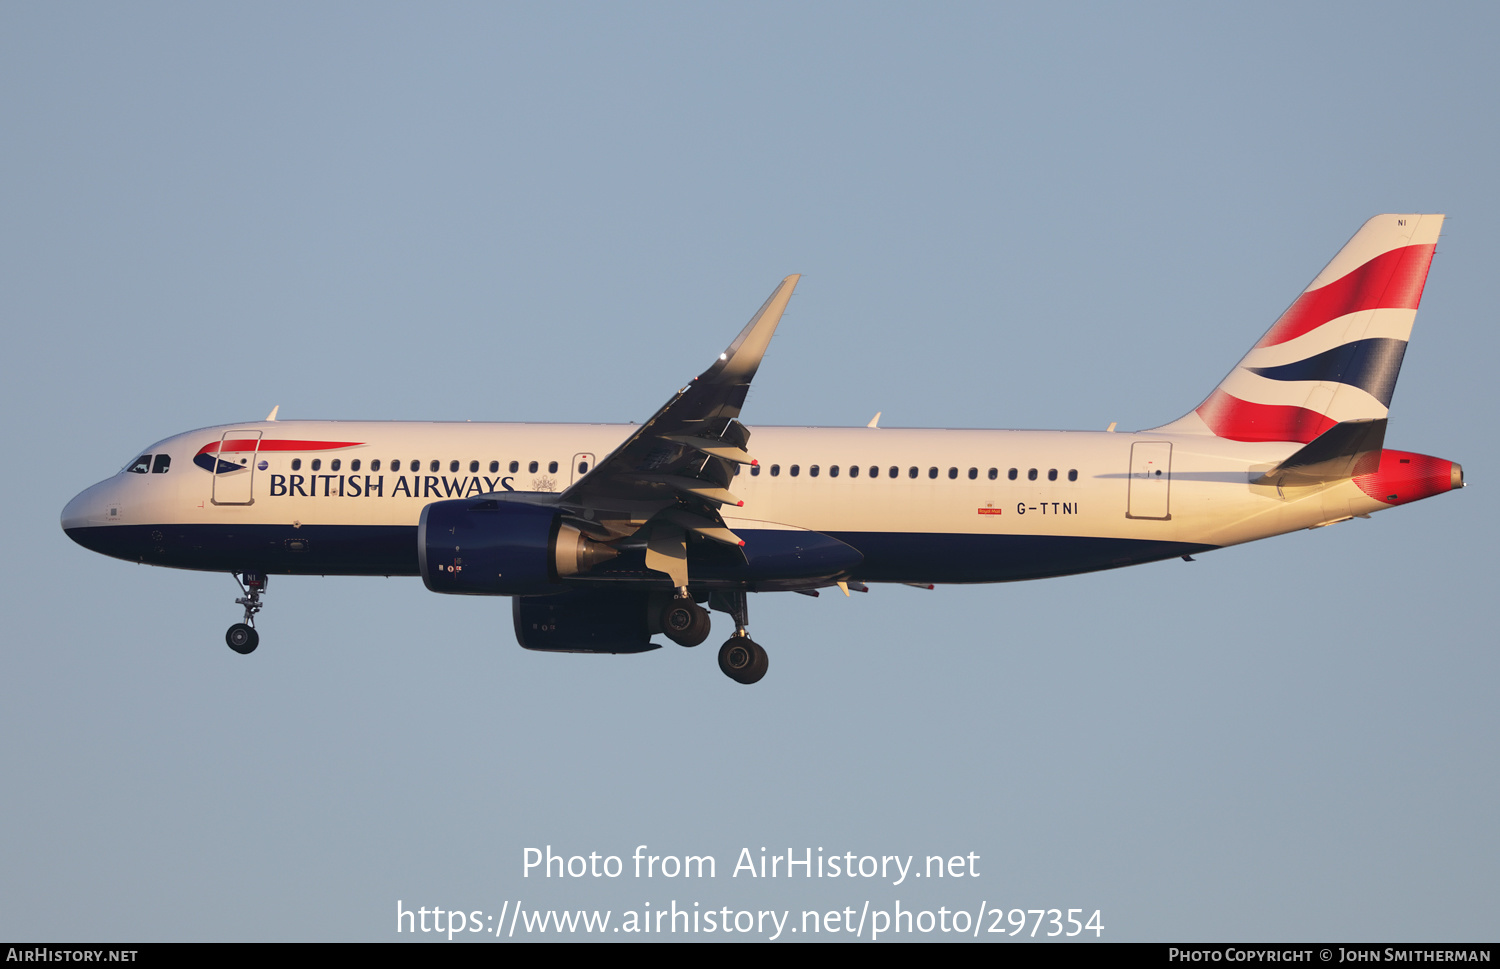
210 430 263 505
1126 441 1172 520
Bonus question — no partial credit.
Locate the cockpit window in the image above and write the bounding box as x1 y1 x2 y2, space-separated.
151 454 171 474
127 455 151 474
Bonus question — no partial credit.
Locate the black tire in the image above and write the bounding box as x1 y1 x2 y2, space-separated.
226 623 259 654
718 637 768 684
663 601 711 647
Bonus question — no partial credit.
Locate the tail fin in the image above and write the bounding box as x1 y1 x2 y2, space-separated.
1154 214 1443 442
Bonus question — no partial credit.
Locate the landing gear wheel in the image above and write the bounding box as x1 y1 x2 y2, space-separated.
226 623 259 654
227 573 267 654
718 636 768 684
662 601 711 647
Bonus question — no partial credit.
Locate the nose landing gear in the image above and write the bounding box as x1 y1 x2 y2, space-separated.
226 623 258 653
226 572 266 654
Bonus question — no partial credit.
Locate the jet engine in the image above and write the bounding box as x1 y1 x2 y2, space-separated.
418 498 617 596
512 589 660 653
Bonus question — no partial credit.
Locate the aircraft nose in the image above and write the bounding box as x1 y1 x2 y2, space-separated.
61 478 116 534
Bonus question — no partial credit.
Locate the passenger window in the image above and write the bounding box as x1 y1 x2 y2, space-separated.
529 461 539 473
410 460 421 472
371 459 381 472
829 465 839 478
1008 468 1018 480
790 465 800 477
948 467 958 479
331 459 341 472
871 466 880 478
928 467 938 479
152 454 171 474
1048 469 1058 481
751 465 761 476
578 461 589 474
849 465 859 478
312 459 322 472
889 466 898 478
510 461 519 473
469 460 478 473
490 461 499 473
770 464 781 477
1068 469 1078 482
430 460 440 473
988 468 998 480
810 465 820 477
1028 468 1038 481
909 467 918 479
548 461 558 473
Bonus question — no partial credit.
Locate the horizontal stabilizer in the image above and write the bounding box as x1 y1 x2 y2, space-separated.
1253 418 1386 489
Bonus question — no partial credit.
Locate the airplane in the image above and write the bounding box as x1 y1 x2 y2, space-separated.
61 214 1463 684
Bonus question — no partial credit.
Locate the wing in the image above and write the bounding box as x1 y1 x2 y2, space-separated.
556 274 801 589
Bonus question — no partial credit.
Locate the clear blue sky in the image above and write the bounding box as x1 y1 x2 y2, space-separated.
3 3 1496 941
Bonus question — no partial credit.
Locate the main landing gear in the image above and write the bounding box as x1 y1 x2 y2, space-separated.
708 590 767 685
225 572 266 655
661 594 711 648
717 634 768 685
662 589 770 683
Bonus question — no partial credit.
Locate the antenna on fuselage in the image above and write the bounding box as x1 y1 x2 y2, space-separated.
265 405 280 422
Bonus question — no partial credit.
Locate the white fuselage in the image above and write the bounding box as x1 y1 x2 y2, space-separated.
62 419 1389 585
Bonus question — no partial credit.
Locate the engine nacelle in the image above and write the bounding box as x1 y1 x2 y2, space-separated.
513 589 660 653
418 498 617 596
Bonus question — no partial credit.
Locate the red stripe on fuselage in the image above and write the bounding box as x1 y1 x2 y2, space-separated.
1195 389 1338 443
196 439 364 456
1255 244 1435 348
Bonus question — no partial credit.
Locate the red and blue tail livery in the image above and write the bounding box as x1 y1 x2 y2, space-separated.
62 216 1463 683
1162 214 1442 444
